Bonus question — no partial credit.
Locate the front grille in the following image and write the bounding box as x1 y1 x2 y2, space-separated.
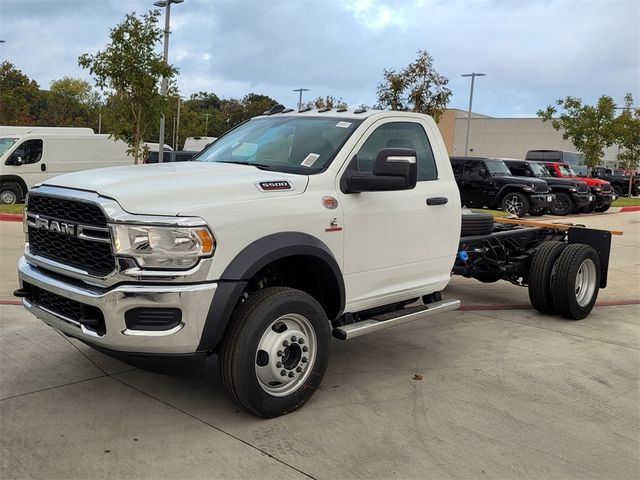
27 194 116 277
28 284 106 335
577 183 589 193
534 182 549 193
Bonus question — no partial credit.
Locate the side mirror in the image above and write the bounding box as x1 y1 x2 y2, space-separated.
344 148 417 193
6 155 23 166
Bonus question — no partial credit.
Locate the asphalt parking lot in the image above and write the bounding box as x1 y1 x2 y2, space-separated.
1 212 638 480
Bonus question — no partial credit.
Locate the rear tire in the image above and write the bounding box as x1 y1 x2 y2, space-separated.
549 192 573 216
501 192 529 217
220 287 330 418
528 241 567 315
550 244 601 320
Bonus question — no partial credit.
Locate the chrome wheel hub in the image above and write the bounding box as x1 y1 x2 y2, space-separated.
0 190 17 204
255 314 317 397
575 259 597 307
505 196 523 214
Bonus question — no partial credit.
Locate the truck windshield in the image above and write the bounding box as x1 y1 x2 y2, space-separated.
194 116 362 174
530 162 550 177
0 137 19 157
484 159 512 176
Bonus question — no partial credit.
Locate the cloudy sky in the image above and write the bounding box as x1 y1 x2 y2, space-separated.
1 0 638 117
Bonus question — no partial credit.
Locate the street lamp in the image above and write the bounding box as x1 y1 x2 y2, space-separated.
461 72 486 156
293 88 310 111
154 0 183 163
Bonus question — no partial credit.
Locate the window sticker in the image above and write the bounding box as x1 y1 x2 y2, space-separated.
301 153 320 167
336 121 352 128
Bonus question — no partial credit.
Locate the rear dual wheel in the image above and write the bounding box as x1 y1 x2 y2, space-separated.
528 243 600 320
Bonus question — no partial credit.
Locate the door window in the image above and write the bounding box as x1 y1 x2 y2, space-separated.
12 139 43 164
463 161 486 179
355 122 438 181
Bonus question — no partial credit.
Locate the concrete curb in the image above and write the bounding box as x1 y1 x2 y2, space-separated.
619 205 640 212
0 213 23 222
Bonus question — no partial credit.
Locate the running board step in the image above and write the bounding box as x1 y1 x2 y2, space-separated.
332 299 461 340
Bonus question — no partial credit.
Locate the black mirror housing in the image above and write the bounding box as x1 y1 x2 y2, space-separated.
343 148 418 193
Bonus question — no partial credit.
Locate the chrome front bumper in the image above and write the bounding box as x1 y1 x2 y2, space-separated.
18 257 217 354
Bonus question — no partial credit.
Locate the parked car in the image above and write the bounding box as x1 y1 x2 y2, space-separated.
145 150 198 164
1 133 133 204
533 161 615 212
591 167 639 197
450 156 554 217
503 159 593 216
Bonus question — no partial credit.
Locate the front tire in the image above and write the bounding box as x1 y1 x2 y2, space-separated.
501 192 529 217
0 184 22 205
550 192 573 216
220 287 330 418
550 244 601 320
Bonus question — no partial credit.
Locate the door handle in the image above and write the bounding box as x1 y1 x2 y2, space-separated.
427 197 448 206
41 164 46 172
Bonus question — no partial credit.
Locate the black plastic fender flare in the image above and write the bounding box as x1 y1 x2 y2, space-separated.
197 232 345 352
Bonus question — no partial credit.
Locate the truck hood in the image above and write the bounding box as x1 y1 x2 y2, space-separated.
492 175 547 188
42 162 309 215
536 176 581 187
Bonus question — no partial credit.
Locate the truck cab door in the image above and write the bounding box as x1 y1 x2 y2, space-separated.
337 118 460 312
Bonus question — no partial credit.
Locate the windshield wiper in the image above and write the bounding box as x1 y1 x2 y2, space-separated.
216 160 274 170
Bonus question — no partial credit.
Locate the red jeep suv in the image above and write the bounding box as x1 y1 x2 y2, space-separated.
536 162 616 212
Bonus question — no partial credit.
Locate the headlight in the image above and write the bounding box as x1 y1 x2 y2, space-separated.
111 224 215 269
592 186 601 192
569 186 578 192
523 184 535 192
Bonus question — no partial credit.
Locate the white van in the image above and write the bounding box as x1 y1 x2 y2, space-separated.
183 136 217 152
0 133 133 204
0 126 94 136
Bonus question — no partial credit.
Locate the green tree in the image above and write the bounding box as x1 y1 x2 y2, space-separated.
537 95 617 172
376 50 452 122
43 77 101 127
614 93 640 194
78 10 177 163
0 62 41 125
305 95 348 110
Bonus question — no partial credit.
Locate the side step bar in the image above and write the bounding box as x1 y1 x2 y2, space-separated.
332 299 461 340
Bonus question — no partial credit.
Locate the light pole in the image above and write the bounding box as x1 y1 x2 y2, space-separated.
202 113 212 136
154 0 183 163
293 88 309 110
461 72 486 156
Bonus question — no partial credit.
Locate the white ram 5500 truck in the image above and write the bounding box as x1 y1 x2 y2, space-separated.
16 107 611 417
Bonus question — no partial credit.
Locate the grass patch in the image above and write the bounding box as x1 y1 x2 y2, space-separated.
612 196 640 207
0 204 25 215
470 208 512 218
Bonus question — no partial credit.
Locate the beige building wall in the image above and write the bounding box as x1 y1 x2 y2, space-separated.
436 112 620 167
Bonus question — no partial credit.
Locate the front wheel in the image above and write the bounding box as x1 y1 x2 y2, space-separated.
0 184 22 205
501 192 530 217
220 287 330 418
550 192 573 216
612 185 623 196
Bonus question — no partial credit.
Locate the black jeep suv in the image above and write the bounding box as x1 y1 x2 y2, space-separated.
450 157 554 217
503 159 593 216
591 167 640 197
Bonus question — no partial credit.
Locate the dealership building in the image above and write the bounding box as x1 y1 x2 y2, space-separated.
437 109 620 168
